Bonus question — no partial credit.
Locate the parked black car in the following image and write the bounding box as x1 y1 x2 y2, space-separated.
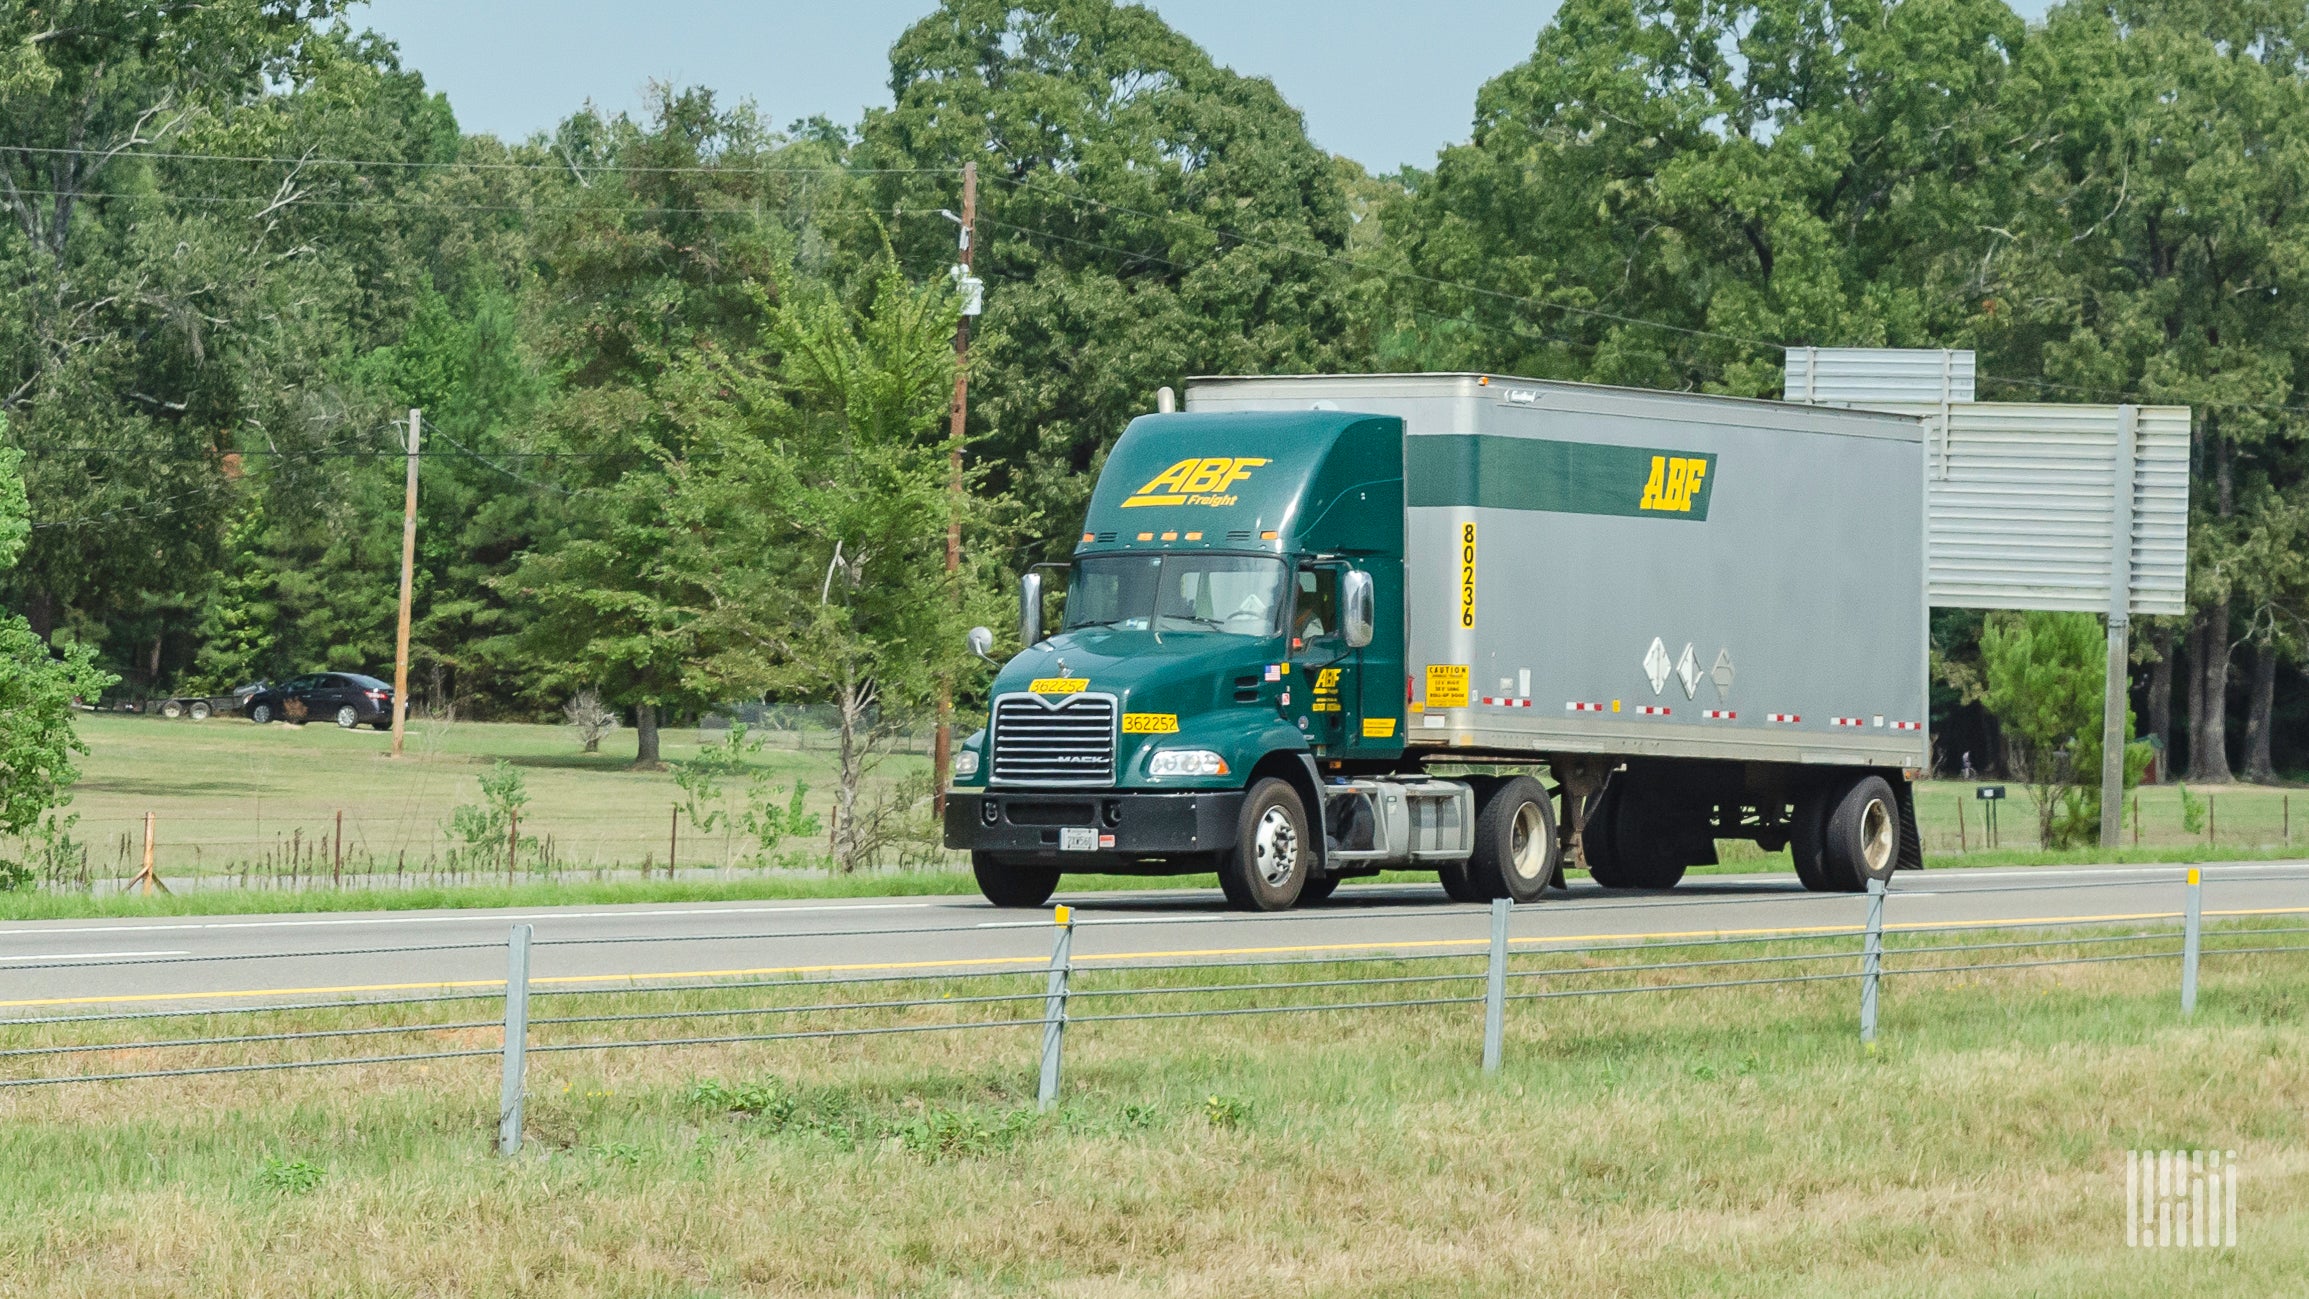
243 673 397 729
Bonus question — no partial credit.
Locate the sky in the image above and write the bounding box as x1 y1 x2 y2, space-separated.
353 1 1557 174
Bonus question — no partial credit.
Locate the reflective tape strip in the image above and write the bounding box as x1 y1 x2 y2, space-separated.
1480 697 1533 708
1702 709 1737 720
1567 701 1608 712
1832 717 1865 727
1891 720 1923 731
1767 713 1801 724
1634 705 1671 716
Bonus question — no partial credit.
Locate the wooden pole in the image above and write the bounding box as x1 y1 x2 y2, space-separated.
135 811 168 895
391 408 420 758
333 808 342 887
1955 795 1965 853
932 161 978 824
507 809 519 883
670 804 679 877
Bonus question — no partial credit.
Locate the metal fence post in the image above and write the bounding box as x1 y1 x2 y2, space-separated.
498 923 533 1156
1037 905 1073 1111
1482 897 1511 1073
2182 868 2202 1016
1860 877 1886 1048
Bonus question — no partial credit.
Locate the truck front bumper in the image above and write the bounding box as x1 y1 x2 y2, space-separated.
943 788 1245 869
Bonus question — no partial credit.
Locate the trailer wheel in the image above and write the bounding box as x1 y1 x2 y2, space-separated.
1589 781 1689 890
971 853 1060 908
159 699 184 719
1468 775 1557 902
1790 786 1832 891
188 701 212 721
1218 778 1309 911
1816 774 1900 891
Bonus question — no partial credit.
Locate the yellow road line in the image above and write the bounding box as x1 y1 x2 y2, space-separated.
6 905 2305 1011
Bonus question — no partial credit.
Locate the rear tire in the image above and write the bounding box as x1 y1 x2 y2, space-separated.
1791 785 1832 891
1218 778 1310 911
1817 774 1900 892
1298 874 1342 905
1588 777 1689 890
160 699 184 720
1467 775 1557 903
972 853 1060 908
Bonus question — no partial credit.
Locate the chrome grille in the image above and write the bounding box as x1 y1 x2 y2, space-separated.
991 693 1117 786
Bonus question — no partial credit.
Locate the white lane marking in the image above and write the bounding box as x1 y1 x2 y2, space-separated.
0 949 189 962
0 899 952 940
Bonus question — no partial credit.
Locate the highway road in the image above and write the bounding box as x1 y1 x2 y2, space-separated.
3 861 2305 1013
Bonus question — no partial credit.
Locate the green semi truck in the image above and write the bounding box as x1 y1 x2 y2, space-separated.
943 373 1928 910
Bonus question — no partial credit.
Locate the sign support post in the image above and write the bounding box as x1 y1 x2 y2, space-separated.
2101 405 2137 849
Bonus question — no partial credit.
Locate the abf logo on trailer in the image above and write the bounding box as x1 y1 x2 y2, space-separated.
1122 457 1270 507
1639 455 1710 513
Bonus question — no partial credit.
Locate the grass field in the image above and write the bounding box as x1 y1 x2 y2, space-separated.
18 713 2308 906
2 925 2302 1295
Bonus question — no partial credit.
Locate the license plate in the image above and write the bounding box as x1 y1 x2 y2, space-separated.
1059 827 1097 853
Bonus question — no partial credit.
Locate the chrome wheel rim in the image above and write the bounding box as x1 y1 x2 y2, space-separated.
1508 801 1548 881
338 707 357 728
1861 797 1895 874
1253 804 1300 888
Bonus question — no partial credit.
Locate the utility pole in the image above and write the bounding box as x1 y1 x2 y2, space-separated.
934 161 979 820
391 408 420 759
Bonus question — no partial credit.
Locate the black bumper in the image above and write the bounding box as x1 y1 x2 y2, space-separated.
943 789 1245 869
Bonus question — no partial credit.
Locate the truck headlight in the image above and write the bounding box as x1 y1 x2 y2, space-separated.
953 748 980 778
1148 749 1229 778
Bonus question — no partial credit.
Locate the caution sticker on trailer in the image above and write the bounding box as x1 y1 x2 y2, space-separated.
1362 717 1398 739
1425 664 1470 708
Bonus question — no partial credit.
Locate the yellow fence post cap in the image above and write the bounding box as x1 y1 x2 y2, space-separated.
1053 905 1072 925
2187 868 2201 885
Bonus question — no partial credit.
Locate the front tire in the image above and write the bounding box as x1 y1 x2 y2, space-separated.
972 853 1059 908
248 702 273 725
1817 774 1901 892
1468 775 1558 902
1219 778 1310 911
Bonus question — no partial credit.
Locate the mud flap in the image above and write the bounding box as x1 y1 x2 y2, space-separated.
1893 779 1925 871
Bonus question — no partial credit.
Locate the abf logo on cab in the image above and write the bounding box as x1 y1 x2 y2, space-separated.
1122 457 1269 508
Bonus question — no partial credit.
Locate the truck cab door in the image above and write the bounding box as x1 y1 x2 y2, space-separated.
1289 564 1355 754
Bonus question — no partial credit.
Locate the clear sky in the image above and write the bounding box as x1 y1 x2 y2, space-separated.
352 1 1558 174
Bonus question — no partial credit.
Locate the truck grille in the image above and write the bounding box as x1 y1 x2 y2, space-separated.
991 693 1117 786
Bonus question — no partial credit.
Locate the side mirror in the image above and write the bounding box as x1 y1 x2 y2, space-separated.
1342 569 1375 648
966 625 996 664
1019 572 1044 646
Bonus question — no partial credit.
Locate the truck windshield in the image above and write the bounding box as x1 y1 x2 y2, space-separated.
1063 555 1287 637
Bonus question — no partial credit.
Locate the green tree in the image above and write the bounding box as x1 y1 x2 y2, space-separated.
1979 611 2149 846
0 431 114 844
854 0 1364 560
663 264 969 870
1385 0 2023 390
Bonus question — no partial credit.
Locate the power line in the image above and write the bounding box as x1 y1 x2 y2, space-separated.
0 143 957 177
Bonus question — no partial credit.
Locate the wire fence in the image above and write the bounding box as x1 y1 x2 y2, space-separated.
3 868 2305 1155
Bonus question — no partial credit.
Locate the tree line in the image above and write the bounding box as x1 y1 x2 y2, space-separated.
4 0 2307 808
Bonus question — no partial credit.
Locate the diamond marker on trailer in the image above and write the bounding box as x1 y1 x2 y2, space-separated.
1675 643 1700 698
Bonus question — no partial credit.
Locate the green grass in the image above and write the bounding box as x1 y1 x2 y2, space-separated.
2 924 2302 1295
15 714 2306 917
